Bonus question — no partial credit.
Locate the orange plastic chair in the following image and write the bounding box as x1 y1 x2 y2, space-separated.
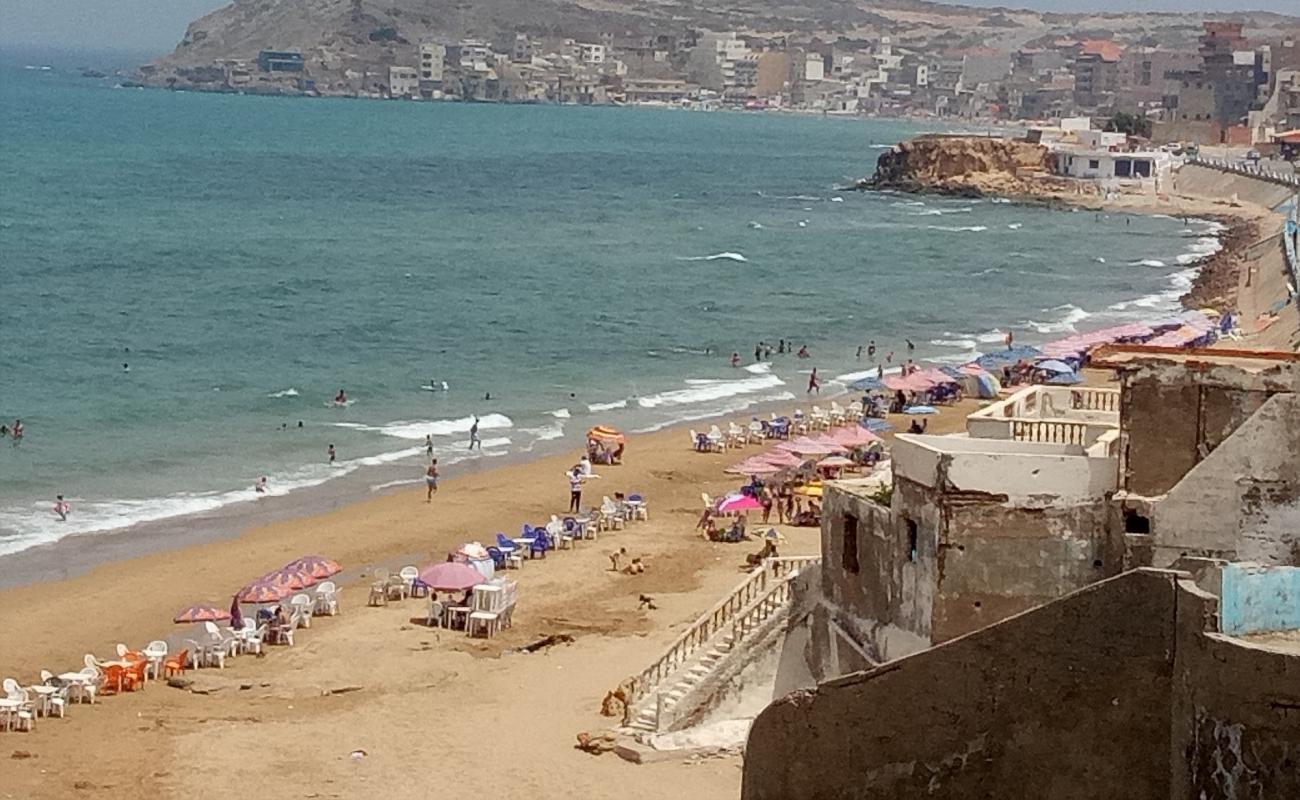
163 649 188 678
122 659 146 691
101 664 125 695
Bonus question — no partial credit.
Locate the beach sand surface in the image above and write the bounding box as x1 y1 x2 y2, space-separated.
0 398 982 799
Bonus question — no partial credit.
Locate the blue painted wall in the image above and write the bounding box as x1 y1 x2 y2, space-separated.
1221 562 1300 636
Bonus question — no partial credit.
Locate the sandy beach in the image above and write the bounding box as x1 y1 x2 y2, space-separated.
0 392 980 799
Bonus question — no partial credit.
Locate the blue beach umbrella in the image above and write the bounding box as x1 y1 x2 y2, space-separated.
1034 359 1075 374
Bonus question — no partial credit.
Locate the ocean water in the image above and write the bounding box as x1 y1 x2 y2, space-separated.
0 64 1217 557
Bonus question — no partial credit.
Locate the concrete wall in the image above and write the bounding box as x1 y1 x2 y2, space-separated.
819 484 932 663
1171 581 1300 800
932 499 1112 642
1220 562 1300 635
743 571 1181 800
893 434 1115 502
1149 393 1300 567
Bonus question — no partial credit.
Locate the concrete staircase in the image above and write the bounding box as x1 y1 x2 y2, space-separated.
624 556 819 733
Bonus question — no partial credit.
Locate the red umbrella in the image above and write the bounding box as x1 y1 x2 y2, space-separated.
173 603 232 624
237 581 291 604
417 561 486 592
286 554 341 579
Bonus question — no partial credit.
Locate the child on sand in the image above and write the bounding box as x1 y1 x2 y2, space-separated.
425 459 439 501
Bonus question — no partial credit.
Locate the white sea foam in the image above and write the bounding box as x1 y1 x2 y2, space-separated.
830 196 844 203
548 408 571 419
744 362 772 375
1131 259 1168 268
1026 304 1091 334
637 373 784 409
976 329 1007 344
747 221 764 229
1095 257 1107 263
268 388 299 398
930 338 978 349
926 225 988 233
333 413 513 440
970 267 1003 277
911 207 971 216
1006 223 1023 230
678 252 748 262
631 390 797 433
891 200 925 207
587 399 628 412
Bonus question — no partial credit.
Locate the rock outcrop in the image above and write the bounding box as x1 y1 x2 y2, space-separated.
861 135 1067 198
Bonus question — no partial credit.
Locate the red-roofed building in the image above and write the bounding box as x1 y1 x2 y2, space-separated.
1074 40 1125 110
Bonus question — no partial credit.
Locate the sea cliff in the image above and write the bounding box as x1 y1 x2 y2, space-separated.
859 134 1071 198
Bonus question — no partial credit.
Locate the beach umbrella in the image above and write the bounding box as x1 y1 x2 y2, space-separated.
417 561 487 592
1034 359 1076 374
261 567 316 591
724 458 782 475
761 449 805 467
286 554 341 579
817 456 856 469
828 427 879 447
716 494 763 514
903 405 938 415
778 437 845 455
586 425 625 445
173 603 232 624
236 581 291 604
1045 373 1084 385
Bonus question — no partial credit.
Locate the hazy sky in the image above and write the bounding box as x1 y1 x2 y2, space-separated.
0 1 1295 53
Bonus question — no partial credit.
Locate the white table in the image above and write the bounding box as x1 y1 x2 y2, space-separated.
27 685 58 717
512 537 538 558
0 697 20 731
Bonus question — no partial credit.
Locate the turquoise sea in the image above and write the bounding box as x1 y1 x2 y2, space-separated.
0 61 1220 557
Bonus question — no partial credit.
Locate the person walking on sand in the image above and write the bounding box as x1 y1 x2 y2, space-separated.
807 368 821 394
468 416 482 451
52 495 70 521
327 443 336 465
567 466 586 513
425 459 440 501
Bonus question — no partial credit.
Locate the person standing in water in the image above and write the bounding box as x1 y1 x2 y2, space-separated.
1005 330 1015 351
468 416 482 450
53 495 70 521
425 435 434 457
730 352 741 368
867 341 876 360
12 419 23 443
334 389 347 405
425 459 440 501
807 368 821 394
327 443 336 465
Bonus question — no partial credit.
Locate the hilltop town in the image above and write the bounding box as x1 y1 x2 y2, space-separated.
138 0 1300 146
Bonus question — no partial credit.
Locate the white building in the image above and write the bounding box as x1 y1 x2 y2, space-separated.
805 53 825 82
579 43 606 65
388 66 419 98
1055 148 1174 184
418 43 445 85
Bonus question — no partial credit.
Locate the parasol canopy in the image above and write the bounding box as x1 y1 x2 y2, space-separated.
262 567 317 591
725 458 784 475
761 449 806 467
716 493 763 513
817 456 856 469
285 554 341 580
828 427 880 447
777 436 845 455
586 425 625 445
418 561 487 592
236 581 291 604
173 603 232 624
1033 358 1075 374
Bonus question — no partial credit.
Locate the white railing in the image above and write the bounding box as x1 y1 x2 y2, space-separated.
629 556 819 710
1011 418 1090 445
1069 387 1120 413
1187 157 1300 189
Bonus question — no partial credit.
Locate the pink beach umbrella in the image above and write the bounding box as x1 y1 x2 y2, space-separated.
716 494 763 514
286 555 342 580
761 450 805 467
417 561 487 593
778 437 845 455
725 458 783 475
236 581 291 604
173 603 232 624
829 426 880 447
262 567 317 591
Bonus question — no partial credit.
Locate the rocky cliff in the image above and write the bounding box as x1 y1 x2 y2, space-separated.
861 135 1064 197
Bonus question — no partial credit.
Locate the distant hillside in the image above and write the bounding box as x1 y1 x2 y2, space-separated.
146 0 1300 82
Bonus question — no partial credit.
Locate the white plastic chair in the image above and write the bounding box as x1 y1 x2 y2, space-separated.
314 581 339 616
399 565 422 597
289 593 314 628
726 422 747 448
38 670 68 718
427 598 445 628
143 641 168 680
747 419 765 444
600 496 626 530
707 425 727 451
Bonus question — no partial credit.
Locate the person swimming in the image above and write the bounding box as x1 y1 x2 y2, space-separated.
334 389 347 404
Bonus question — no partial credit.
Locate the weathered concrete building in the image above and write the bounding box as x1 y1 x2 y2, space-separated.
1098 346 1300 569
746 568 1300 800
